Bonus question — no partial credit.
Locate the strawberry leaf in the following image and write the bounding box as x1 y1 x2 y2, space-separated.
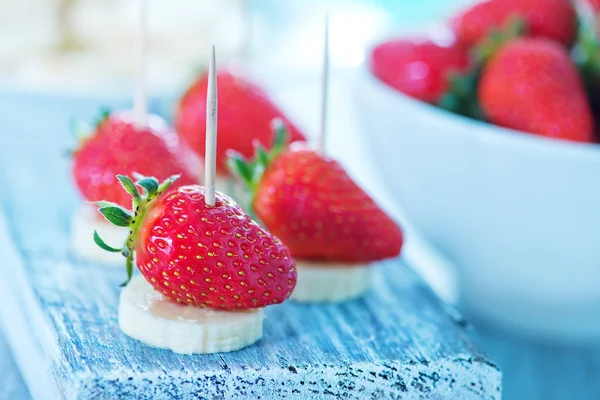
438 68 485 120
120 256 134 287
271 118 287 154
251 142 270 182
98 206 133 227
227 152 254 185
96 200 120 208
69 107 112 157
157 174 180 195
93 231 122 253
572 4 600 110
251 162 266 183
94 174 180 287
94 107 111 127
474 16 526 64
117 175 142 202
137 177 159 196
438 16 524 121
228 120 293 213
256 142 269 166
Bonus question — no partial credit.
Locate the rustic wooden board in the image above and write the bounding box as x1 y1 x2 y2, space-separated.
0 140 500 400
0 211 500 399
0 324 31 400
0 84 499 400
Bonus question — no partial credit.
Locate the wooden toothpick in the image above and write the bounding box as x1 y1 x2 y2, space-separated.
133 0 148 129
242 0 253 66
205 46 218 207
318 14 330 155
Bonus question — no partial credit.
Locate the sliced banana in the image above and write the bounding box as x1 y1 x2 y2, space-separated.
71 204 127 265
291 261 373 303
119 276 264 354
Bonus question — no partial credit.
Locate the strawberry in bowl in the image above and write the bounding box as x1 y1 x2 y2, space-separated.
174 70 306 194
94 174 297 354
452 0 577 48
478 37 593 142
229 122 403 303
355 0 600 340
370 38 470 104
71 110 199 264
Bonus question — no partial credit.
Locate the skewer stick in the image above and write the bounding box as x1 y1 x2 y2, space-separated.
56 0 78 50
318 14 330 155
133 0 148 129
242 0 252 66
205 46 218 207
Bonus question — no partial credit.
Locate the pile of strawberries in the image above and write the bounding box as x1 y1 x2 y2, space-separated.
370 0 600 144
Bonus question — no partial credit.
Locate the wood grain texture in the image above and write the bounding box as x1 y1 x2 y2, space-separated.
0 89 499 400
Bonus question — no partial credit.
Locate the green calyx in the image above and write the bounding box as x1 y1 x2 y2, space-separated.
93 173 179 286
227 118 289 204
438 17 525 120
473 16 525 64
572 7 600 108
438 68 485 120
67 107 111 157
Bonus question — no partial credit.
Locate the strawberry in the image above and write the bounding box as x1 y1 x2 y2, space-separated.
72 111 197 209
452 0 577 48
174 70 306 175
94 175 297 309
479 37 594 142
572 1 600 111
229 123 403 263
369 39 470 103
588 0 600 13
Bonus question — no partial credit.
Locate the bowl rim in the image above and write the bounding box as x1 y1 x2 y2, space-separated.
359 57 600 161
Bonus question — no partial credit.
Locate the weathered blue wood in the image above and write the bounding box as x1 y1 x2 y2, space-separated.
0 99 500 399
0 325 31 400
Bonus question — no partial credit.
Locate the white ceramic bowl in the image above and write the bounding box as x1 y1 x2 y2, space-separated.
354 64 600 342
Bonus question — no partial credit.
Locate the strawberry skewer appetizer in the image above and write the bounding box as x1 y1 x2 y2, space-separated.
174 70 306 194
70 0 198 264
229 19 403 303
229 122 402 303
94 47 297 354
174 0 304 193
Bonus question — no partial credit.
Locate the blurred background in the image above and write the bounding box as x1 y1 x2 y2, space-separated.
0 0 472 92
1 1 600 400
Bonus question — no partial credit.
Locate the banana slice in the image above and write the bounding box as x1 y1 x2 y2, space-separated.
71 204 127 264
291 261 373 303
119 276 264 354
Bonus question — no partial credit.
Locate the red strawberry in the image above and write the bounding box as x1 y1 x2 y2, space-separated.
94 175 297 309
479 37 594 142
175 70 306 175
72 111 198 209
587 0 600 13
229 124 403 263
452 0 577 48
370 39 470 103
